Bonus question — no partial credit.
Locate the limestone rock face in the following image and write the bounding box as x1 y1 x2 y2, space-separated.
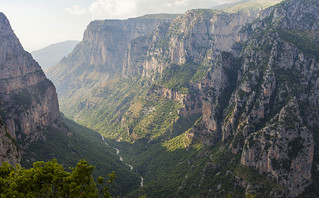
200 0 319 196
123 8 260 78
241 99 314 197
0 13 66 164
0 118 21 166
122 7 262 123
47 16 175 96
147 84 202 117
147 84 186 104
200 52 240 146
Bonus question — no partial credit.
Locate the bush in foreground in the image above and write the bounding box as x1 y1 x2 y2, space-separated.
0 159 115 198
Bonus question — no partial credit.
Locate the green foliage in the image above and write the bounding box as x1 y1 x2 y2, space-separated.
60 62 209 143
158 63 210 93
193 9 223 19
63 78 149 142
162 131 193 151
126 98 190 141
121 142 200 198
277 29 319 61
245 192 256 198
62 75 202 143
191 64 211 83
108 139 246 198
234 166 283 197
227 191 256 198
0 159 114 198
21 116 140 197
158 64 195 92
98 112 202 198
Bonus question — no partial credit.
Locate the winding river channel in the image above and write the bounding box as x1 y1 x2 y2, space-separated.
101 135 144 187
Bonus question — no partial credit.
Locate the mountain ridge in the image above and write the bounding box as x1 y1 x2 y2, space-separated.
31 40 79 71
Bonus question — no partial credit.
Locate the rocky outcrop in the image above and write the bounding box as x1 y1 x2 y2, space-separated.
241 99 314 197
199 0 319 196
200 52 241 146
147 84 186 104
147 84 202 117
0 118 21 165
123 8 260 78
47 15 177 96
0 13 66 164
126 7 264 122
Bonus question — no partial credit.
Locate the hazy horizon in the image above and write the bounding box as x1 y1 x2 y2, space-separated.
1 0 240 52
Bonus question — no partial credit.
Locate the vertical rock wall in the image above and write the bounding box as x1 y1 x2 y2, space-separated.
0 13 67 164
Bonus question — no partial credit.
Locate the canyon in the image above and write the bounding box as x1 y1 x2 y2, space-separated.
1 0 319 197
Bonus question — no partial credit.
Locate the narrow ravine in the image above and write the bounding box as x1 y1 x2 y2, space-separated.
101 135 144 187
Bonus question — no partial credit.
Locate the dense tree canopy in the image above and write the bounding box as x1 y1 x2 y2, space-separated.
0 159 115 198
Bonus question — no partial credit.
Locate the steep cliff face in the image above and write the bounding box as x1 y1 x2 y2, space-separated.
0 13 66 164
123 7 264 123
123 8 260 78
47 15 177 96
0 118 20 165
200 52 241 146
200 0 319 196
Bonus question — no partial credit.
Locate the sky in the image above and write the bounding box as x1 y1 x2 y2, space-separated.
1 0 240 52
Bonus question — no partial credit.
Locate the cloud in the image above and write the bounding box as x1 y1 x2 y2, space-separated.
89 0 137 19
65 5 87 15
166 0 190 7
174 0 189 6
79 0 239 20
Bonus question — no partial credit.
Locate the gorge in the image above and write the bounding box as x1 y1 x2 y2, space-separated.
1 0 319 197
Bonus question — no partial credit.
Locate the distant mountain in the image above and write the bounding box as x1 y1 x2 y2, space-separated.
211 0 250 9
212 0 282 11
31 40 79 71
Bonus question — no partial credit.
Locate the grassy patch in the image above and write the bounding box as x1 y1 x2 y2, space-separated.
162 131 193 151
158 63 210 93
